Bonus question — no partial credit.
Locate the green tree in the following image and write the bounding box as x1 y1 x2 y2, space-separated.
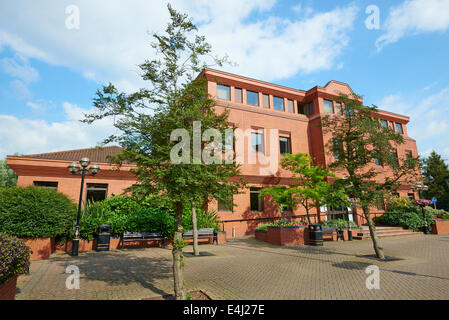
261 153 347 224
0 157 17 187
83 5 243 299
422 151 449 210
320 94 420 260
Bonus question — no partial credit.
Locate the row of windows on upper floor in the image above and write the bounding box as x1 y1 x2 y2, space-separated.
216 84 314 115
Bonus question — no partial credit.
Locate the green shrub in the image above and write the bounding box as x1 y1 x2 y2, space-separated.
79 196 220 239
0 186 77 239
0 233 31 284
424 207 449 219
256 223 270 232
374 210 434 231
320 219 359 229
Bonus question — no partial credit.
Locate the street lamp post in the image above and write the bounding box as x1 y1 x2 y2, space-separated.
68 158 100 256
412 183 430 235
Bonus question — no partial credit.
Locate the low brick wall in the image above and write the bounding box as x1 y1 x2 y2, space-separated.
0 276 18 300
23 238 54 260
432 219 449 235
322 228 362 241
260 226 309 246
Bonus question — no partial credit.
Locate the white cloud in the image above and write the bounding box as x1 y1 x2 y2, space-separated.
0 54 39 83
0 1 358 92
0 102 117 158
378 87 449 162
9 79 32 100
376 0 449 51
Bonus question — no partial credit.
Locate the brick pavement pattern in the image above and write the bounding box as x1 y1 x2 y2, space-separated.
15 235 449 300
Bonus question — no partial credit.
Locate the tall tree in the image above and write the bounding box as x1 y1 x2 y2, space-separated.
422 151 449 210
261 153 347 224
320 94 420 260
83 5 243 299
0 157 18 187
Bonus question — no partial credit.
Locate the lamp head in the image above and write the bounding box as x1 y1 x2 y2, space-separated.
79 157 91 168
68 162 80 173
89 164 100 175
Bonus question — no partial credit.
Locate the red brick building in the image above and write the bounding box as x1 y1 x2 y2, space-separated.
7 68 420 238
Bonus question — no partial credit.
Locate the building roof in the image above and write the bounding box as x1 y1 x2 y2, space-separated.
14 146 125 163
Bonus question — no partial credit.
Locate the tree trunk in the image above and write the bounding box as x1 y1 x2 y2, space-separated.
173 202 186 300
191 204 199 256
363 206 385 260
305 202 312 225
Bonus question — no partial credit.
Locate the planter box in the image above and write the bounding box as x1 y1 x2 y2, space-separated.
265 226 309 246
216 231 227 244
22 238 54 260
54 239 97 253
0 276 18 300
432 219 449 235
255 230 267 242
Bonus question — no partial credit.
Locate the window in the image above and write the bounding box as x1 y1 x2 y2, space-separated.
335 102 343 115
345 105 353 116
407 193 415 200
279 136 291 154
389 121 394 130
308 102 314 115
324 99 333 113
380 119 388 128
396 123 403 134
33 181 58 190
376 198 385 211
374 150 382 166
234 88 243 103
217 84 230 100
262 94 270 108
218 195 233 212
298 103 307 115
333 139 341 161
251 131 264 154
250 188 264 212
406 150 413 159
273 96 284 111
390 150 399 166
287 100 294 113
246 90 259 106
86 183 108 203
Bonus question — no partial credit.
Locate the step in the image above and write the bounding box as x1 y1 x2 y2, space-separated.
353 232 422 240
357 229 418 236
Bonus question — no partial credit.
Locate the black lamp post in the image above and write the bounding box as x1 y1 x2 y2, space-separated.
412 182 430 235
68 158 100 256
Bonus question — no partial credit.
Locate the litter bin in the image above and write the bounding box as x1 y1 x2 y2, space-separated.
337 228 345 241
97 224 111 252
308 224 323 246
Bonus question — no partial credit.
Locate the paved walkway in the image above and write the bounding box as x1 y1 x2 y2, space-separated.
16 234 449 300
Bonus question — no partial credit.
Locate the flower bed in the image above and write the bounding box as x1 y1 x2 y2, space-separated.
431 219 449 235
256 226 309 246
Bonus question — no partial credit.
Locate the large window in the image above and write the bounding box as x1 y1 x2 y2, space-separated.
250 188 263 212
33 181 58 190
273 96 284 111
86 183 108 203
324 100 333 113
335 102 343 115
246 90 259 106
287 99 294 113
380 119 388 128
234 88 243 103
298 102 307 115
396 123 403 134
262 94 270 108
251 132 264 154
218 195 233 212
217 84 230 100
279 136 291 154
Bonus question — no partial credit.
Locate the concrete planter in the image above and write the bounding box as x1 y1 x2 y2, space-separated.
432 219 449 235
0 276 18 300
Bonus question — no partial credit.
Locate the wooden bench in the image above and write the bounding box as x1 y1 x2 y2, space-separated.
322 227 345 241
182 228 218 245
121 232 165 249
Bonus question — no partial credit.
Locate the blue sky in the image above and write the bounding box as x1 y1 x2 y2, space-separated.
0 0 449 162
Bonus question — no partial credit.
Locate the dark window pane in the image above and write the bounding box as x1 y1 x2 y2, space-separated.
279 137 291 154
298 102 307 115
250 188 263 212
273 96 284 111
217 84 230 100
86 183 108 203
33 181 58 190
380 120 388 128
246 90 259 106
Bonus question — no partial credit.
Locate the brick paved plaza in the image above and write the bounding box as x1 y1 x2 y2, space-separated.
16 234 449 300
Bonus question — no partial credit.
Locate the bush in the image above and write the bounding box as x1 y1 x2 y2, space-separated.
424 207 449 219
0 186 77 239
79 196 221 239
256 223 270 232
374 210 434 231
320 219 359 229
0 233 31 284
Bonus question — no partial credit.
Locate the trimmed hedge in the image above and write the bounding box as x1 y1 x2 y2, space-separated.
79 195 221 240
0 186 77 238
320 219 359 229
0 233 30 284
